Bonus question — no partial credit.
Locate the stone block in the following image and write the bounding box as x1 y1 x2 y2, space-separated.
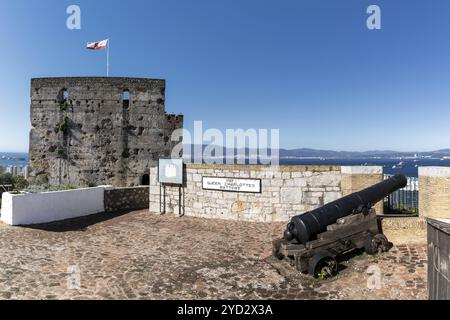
324 191 342 204
280 187 303 204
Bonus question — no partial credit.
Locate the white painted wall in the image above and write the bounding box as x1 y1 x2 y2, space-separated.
1 186 113 226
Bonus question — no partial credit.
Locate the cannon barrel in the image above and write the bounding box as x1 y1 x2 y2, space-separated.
284 174 407 244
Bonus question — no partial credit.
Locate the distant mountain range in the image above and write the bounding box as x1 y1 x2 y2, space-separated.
2 148 450 160
184 145 450 159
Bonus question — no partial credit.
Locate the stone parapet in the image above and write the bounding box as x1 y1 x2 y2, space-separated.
341 166 384 214
149 164 386 222
419 167 450 219
150 165 342 222
104 186 149 213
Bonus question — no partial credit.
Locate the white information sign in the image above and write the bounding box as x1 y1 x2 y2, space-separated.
202 177 261 193
159 159 183 184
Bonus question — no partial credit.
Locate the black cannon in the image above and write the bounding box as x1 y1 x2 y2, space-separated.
273 174 407 278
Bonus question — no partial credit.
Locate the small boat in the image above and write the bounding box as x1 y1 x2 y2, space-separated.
394 161 404 168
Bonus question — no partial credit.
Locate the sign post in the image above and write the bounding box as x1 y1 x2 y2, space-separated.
158 159 184 216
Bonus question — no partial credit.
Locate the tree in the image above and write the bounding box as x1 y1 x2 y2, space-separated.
0 173 14 186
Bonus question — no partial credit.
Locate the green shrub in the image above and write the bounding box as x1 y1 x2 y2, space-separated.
56 146 65 158
34 174 49 186
13 176 29 190
22 184 79 194
59 101 68 112
59 116 69 133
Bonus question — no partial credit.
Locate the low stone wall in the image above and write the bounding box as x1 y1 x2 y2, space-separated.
0 185 150 226
0 186 13 204
380 217 426 230
149 164 383 222
419 167 450 219
104 186 149 213
380 216 427 245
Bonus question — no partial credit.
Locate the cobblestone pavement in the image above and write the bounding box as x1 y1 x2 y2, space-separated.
0 210 427 300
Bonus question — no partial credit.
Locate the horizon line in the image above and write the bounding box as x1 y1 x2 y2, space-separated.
1 147 449 154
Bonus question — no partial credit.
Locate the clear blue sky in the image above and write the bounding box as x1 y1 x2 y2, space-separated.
0 0 449 152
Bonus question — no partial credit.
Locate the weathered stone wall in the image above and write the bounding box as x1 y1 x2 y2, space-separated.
104 186 149 213
29 77 183 187
419 167 450 219
149 164 384 222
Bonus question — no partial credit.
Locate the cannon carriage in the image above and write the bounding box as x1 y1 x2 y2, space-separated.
273 174 407 278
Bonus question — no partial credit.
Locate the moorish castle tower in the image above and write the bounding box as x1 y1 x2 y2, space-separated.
29 77 183 187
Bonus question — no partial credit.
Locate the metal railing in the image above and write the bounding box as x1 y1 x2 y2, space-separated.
383 174 419 215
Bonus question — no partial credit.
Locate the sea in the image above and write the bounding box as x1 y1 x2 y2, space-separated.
280 158 450 177
0 152 29 169
1 152 449 178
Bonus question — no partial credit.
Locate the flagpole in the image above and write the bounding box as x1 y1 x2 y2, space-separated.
106 39 110 77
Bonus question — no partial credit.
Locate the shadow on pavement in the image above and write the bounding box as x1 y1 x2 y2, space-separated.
20 210 139 232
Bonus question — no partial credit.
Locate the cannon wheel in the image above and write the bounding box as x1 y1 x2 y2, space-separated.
272 239 284 260
364 234 390 255
308 253 338 279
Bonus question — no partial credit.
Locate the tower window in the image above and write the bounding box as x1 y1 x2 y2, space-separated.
123 90 130 107
58 88 69 102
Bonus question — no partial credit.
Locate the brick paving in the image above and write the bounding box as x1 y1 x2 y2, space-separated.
0 210 427 300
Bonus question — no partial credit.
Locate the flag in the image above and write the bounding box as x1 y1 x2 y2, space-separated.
86 39 108 50
86 38 111 76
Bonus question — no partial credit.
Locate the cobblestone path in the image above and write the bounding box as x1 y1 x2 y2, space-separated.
0 210 427 299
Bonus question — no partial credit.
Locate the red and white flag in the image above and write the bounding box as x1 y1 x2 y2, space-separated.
86 39 109 50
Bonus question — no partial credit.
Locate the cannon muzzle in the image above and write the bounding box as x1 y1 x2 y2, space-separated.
284 174 407 244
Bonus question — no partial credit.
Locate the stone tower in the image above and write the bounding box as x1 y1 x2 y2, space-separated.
29 77 183 187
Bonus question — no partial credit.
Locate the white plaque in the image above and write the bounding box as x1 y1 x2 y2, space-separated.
202 177 261 193
159 159 183 184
